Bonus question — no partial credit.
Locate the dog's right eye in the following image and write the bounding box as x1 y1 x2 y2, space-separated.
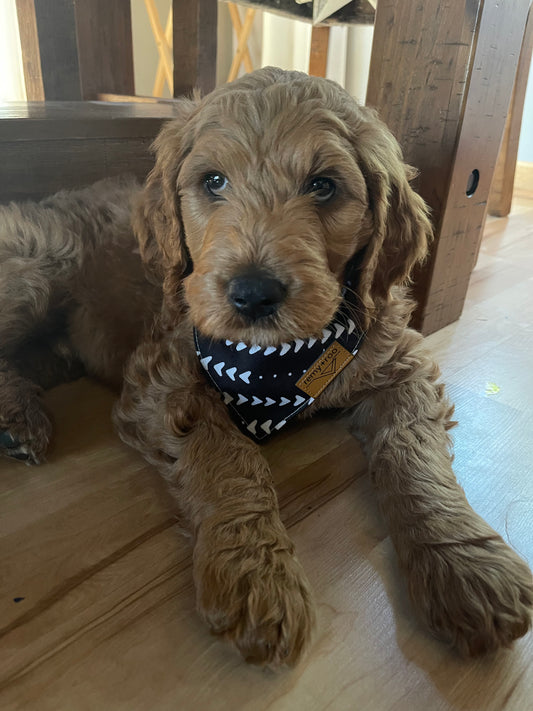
305 176 336 203
203 173 229 198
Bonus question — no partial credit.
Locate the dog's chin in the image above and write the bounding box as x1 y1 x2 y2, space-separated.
192 308 338 349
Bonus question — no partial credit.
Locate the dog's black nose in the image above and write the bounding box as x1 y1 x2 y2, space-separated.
228 269 287 321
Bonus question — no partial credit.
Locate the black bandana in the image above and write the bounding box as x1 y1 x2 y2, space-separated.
194 258 365 442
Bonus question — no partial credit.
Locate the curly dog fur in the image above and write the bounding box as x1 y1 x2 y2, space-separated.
1 68 531 665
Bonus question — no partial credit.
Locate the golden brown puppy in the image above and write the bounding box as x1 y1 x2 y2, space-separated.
0 68 531 666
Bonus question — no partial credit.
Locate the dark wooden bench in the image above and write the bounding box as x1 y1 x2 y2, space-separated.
0 102 182 203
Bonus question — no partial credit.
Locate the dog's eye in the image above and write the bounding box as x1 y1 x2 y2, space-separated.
203 173 229 198
306 176 336 202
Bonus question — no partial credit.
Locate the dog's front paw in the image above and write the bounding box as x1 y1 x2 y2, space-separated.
408 536 533 656
0 405 52 465
194 523 315 666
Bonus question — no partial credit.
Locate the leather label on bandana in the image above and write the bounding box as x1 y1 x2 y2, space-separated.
295 340 354 398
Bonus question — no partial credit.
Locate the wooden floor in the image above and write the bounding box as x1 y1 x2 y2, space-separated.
1 193 532 710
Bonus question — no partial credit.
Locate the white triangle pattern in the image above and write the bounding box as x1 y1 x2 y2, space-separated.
206 332 340 363
219 394 313 408
197 312 362 441
334 323 345 339
261 420 272 434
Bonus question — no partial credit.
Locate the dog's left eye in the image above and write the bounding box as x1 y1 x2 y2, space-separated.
203 173 229 198
306 176 336 203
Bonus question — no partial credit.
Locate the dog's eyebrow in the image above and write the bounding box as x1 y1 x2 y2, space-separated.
307 150 356 182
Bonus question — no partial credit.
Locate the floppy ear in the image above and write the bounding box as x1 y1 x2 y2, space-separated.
134 98 199 286
352 107 433 321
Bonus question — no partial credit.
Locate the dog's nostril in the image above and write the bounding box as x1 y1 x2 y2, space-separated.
228 270 287 321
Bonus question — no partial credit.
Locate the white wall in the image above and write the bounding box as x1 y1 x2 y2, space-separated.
0 0 26 101
260 12 373 103
262 12 311 74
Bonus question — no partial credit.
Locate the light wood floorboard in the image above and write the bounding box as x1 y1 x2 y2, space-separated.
1 194 532 710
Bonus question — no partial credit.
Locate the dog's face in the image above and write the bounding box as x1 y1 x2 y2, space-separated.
178 85 373 346
136 68 431 345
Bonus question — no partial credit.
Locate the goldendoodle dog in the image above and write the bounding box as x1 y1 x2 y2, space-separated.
1 68 531 666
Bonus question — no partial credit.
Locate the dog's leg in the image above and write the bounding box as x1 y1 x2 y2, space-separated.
348 333 533 655
0 208 71 462
0 357 52 464
0 261 55 464
114 335 314 666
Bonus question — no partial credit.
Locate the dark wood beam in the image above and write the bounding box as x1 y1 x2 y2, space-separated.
173 0 218 97
16 0 134 101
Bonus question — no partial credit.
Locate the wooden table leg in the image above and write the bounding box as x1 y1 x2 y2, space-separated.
309 26 330 78
489 6 533 218
366 0 530 335
15 0 134 101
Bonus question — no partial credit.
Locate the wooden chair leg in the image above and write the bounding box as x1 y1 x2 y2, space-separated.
15 0 134 101
144 0 173 95
15 0 44 100
172 0 217 97
227 2 254 79
153 7 173 97
488 5 533 218
309 26 330 78
227 7 256 82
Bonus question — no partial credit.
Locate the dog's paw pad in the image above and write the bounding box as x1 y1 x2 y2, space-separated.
0 430 19 449
0 429 41 464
